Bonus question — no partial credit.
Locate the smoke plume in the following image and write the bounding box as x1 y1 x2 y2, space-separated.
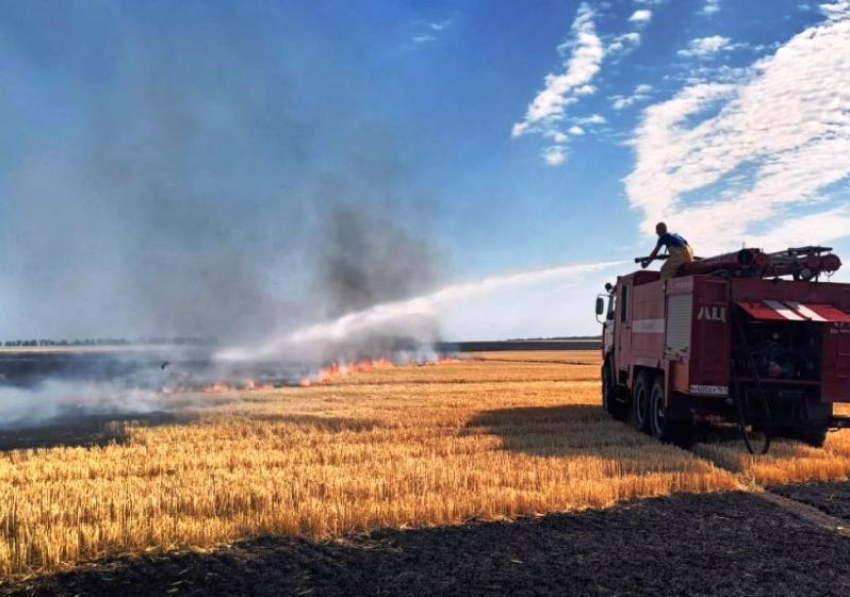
316 202 437 319
0 3 437 349
0 381 203 431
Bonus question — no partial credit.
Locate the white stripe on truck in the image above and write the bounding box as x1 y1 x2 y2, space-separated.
633 319 664 333
784 301 827 322
765 300 804 321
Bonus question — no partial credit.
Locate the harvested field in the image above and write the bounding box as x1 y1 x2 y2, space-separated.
467 350 602 365
692 435 850 486
692 402 850 486
5 490 850 597
1 349 849 587
0 351 738 578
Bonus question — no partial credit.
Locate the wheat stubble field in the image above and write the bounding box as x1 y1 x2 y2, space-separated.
2 350 850 589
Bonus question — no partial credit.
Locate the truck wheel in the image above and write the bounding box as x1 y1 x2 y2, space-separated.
602 361 623 420
602 363 614 415
649 375 672 442
631 371 651 433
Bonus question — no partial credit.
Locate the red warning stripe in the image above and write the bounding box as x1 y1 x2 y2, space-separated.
801 303 850 323
737 300 850 323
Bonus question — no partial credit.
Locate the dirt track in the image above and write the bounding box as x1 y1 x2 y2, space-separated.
4 487 850 597
771 481 850 524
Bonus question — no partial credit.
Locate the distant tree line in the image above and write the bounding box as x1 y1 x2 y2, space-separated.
505 335 602 342
2 337 218 348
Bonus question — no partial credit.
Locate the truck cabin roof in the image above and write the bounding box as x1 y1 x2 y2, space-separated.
617 270 661 288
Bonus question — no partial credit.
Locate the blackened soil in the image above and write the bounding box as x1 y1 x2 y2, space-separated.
0 413 186 451
3 491 850 597
770 481 850 523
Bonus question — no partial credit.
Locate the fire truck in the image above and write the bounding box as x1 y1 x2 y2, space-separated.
596 246 850 452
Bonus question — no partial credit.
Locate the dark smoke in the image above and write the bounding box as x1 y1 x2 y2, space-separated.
317 201 437 319
0 3 437 348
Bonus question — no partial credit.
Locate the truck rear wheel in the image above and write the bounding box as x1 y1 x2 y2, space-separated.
648 377 694 447
631 371 651 433
649 375 671 442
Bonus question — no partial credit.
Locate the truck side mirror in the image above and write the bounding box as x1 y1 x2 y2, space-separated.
595 296 605 316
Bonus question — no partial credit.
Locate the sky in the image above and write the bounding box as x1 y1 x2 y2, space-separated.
2 0 850 342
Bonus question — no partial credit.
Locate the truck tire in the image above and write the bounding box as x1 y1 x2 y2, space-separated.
602 360 626 420
649 375 672 442
602 363 614 414
631 371 651 433
648 377 694 447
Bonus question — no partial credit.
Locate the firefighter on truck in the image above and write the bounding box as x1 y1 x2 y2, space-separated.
640 222 694 280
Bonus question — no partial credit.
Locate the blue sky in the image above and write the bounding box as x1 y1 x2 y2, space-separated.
2 0 850 341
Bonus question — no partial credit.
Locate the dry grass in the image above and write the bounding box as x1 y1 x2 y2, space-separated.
691 401 850 486
0 352 738 577
468 350 602 365
692 438 850 487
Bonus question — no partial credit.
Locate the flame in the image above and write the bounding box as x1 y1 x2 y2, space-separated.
297 355 460 387
298 358 392 386
244 379 273 391
159 379 277 394
203 382 231 394
420 357 463 366
160 356 462 394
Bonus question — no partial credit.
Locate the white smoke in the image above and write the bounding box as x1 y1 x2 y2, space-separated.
0 376 241 430
0 381 167 430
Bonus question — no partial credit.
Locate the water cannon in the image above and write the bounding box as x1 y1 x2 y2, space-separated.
634 246 842 281
758 246 841 280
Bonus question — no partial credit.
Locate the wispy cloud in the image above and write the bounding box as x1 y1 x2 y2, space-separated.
541 146 568 166
608 32 642 55
625 14 850 253
611 84 653 110
677 35 736 58
409 15 455 45
576 114 607 125
512 3 604 166
629 9 653 24
701 0 721 15
429 18 453 31
820 1 850 19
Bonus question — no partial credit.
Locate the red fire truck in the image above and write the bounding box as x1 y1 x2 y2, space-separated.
596 246 850 452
